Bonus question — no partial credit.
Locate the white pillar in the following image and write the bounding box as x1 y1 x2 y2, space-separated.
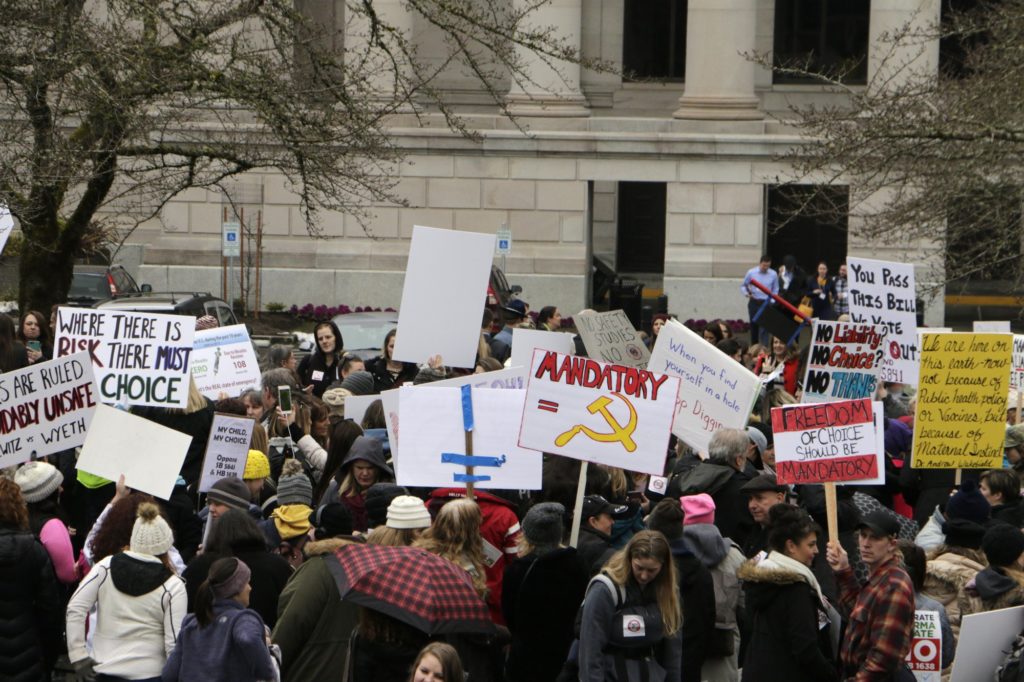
868 0 941 93
506 0 590 117
344 0 417 104
673 0 761 120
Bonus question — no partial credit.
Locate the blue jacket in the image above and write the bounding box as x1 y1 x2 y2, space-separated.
162 599 276 682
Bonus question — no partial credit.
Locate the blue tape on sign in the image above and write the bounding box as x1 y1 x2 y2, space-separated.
460 384 474 432
454 474 492 483
441 453 507 468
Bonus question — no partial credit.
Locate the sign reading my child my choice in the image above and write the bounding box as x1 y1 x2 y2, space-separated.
518 349 680 475
54 307 195 408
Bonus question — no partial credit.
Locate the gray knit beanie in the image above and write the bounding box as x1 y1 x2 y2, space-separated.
277 459 313 506
522 502 565 552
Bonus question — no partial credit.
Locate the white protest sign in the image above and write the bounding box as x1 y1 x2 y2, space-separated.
847 257 918 385
190 324 261 399
510 328 574 372
974 320 1011 333
648 320 761 454
906 610 942 681
0 353 99 467
519 349 680 475
575 310 651 367
343 394 378 426
951 605 1024 682
0 204 13 255
54 307 195 408
397 386 542 489
801 320 885 403
392 226 495 369
77 404 192 500
198 414 256 492
1011 335 1024 392
772 399 885 485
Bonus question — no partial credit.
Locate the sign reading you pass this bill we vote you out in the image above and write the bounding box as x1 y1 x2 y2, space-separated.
519 350 680 475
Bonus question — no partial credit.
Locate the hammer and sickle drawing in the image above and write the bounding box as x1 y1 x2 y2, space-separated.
555 392 638 452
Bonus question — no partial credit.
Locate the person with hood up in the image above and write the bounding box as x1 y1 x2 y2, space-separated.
646 498 716 682
502 502 588 682
923 480 990 639
332 436 394 533
737 504 838 682
67 502 187 681
679 493 745 682
576 494 629 577
163 557 279 682
259 460 313 567
957 523 1024 620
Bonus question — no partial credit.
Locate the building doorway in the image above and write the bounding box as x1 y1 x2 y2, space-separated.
766 185 849 275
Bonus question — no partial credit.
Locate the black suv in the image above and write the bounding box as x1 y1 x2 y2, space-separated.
95 292 239 326
67 264 150 307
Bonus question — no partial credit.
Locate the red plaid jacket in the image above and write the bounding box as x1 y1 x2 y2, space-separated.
836 554 914 681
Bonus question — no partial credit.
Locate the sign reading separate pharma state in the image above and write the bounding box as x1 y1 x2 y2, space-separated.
0 352 99 468
54 307 195 408
518 349 680 475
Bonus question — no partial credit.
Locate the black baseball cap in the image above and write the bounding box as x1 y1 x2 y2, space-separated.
740 473 787 495
582 495 628 521
856 510 900 538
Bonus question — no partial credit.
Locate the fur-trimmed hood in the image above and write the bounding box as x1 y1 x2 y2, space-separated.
739 557 819 613
303 536 362 558
738 557 806 586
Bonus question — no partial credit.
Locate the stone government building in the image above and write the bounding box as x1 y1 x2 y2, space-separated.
125 1 946 325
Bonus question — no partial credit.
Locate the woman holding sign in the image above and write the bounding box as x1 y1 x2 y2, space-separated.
298 321 344 398
736 505 838 681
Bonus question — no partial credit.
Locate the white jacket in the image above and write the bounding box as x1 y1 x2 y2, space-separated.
67 551 186 679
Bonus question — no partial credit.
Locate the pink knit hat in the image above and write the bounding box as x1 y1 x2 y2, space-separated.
680 494 716 525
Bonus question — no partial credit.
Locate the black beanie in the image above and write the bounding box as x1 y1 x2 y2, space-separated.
941 516 987 550
364 482 408 529
983 523 1024 568
945 480 991 524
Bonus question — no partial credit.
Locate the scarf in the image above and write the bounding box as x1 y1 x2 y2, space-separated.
760 550 825 606
272 503 312 540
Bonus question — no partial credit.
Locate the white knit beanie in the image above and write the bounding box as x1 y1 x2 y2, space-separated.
14 461 63 503
386 495 432 530
130 503 174 556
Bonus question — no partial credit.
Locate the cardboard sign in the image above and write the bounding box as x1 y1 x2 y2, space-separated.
906 610 941 680
77 404 192 500
190 324 261 399
54 307 195 408
397 386 542 488
847 258 919 385
392 226 495 369
772 399 885 485
912 333 1011 469
951 605 1024 682
510 328 574 373
974 320 1012 333
801 320 885 403
0 204 13 255
575 310 651 367
0 353 99 468
649 320 761 454
519 350 680 475
1011 335 1024 392
429 366 528 391
198 414 256 492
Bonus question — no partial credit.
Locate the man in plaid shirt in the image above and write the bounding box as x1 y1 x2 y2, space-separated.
832 263 850 316
826 510 914 681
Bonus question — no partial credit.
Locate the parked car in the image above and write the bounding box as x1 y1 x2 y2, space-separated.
95 291 239 326
329 311 399 360
67 264 150 307
487 264 520 310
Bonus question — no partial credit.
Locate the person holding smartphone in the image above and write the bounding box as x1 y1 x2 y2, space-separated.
18 310 52 364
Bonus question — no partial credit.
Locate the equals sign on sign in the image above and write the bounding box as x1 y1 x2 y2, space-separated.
538 399 559 413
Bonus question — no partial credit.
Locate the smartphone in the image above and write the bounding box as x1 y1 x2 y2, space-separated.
626 490 644 502
278 386 293 414
27 340 41 352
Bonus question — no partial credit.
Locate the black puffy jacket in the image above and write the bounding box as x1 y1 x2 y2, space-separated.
0 527 63 682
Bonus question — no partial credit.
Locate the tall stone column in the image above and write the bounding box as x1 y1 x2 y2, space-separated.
506 0 590 117
869 0 941 92
673 0 761 120
344 0 417 103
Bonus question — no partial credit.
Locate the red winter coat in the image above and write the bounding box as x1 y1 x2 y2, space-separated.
427 488 521 625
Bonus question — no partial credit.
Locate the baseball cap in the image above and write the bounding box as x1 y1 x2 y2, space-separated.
1006 424 1024 450
740 473 786 494
581 494 628 521
856 509 900 538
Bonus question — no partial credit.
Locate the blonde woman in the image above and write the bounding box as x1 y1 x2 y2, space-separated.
413 498 488 598
578 530 681 681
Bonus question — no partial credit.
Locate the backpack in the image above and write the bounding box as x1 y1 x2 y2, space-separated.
996 630 1024 682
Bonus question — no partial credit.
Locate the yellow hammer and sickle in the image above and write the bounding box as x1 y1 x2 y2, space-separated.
554 392 638 452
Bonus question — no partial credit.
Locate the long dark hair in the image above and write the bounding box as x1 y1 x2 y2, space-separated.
536 306 558 329
195 557 245 628
315 419 364 504
313 321 344 364
0 314 21 371
27 489 69 537
17 310 51 346
204 508 266 555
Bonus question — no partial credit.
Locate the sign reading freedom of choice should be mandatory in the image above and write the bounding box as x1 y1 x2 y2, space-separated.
0 352 99 468
575 310 651 368
519 349 680 475
847 257 919 385
54 307 195 408
801 320 885 404
198 414 256 493
912 332 1011 469
648 319 761 453
190 324 261 399
771 398 885 485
